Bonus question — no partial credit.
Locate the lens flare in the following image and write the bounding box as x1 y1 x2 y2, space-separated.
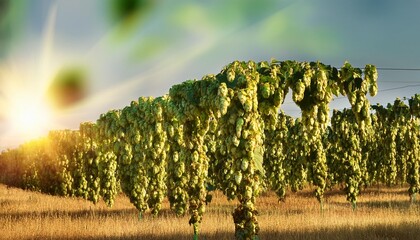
7 94 52 140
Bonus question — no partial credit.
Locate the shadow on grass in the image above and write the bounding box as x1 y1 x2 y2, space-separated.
295 186 409 199
358 199 420 209
326 198 420 210
0 208 140 222
21 222 420 240
0 201 236 223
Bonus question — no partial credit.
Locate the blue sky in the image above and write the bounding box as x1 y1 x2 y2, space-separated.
0 0 419 148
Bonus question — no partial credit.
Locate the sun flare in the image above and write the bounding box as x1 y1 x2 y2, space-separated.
7 95 53 140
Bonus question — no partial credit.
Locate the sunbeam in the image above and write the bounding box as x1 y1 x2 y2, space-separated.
39 1 58 94
0 3 63 148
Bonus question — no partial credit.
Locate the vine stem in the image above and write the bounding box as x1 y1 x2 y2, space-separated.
193 223 199 240
352 202 357 211
410 193 416 204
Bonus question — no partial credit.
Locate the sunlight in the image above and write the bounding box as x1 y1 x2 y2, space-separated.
8 95 52 139
1 0 297 149
0 3 59 148
0 62 61 149
0 69 54 141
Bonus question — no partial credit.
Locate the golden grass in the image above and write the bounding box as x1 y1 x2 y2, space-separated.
0 184 419 240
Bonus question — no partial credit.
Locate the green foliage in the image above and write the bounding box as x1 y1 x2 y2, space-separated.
4 59 420 240
409 93 420 117
329 109 363 207
263 111 290 200
371 97 420 200
168 74 226 237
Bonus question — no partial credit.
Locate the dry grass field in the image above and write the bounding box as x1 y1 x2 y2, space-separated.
0 184 419 240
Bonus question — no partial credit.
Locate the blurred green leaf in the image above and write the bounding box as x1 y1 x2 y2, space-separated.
0 0 26 57
47 66 88 109
107 0 156 40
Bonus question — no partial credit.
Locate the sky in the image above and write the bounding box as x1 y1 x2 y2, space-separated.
0 0 420 149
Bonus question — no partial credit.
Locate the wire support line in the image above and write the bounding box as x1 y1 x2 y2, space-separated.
379 81 420 83
376 67 420 71
375 84 420 92
337 66 420 72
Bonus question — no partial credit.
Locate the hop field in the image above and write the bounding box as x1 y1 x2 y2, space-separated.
0 60 419 239
0 184 419 240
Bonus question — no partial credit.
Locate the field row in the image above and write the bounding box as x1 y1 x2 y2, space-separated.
1 184 419 240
